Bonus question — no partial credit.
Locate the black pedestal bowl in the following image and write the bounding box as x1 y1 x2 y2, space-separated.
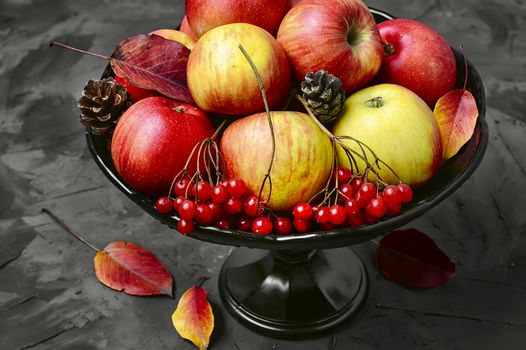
86 9 488 339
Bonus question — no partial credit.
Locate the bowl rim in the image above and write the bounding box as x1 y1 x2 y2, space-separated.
86 7 489 250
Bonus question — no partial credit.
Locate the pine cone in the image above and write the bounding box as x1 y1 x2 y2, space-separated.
301 70 345 124
78 77 131 136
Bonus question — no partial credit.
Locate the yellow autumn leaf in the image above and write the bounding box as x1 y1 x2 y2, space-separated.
172 284 214 350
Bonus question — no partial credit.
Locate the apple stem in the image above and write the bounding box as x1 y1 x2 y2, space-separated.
41 208 101 252
366 96 384 108
383 43 396 56
238 44 275 206
49 41 110 61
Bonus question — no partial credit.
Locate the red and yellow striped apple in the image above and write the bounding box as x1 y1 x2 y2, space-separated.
187 23 291 116
332 84 443 186
277 0 383 94
220 111 334 212
185 0 292 38
111 97 215 196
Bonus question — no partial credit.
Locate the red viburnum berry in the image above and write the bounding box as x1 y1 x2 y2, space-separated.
210 184 228 203
155 196 173 214
227 178 248 198
224 197 243 215
314 206 330 224
338 183 354 201
243 196 263 217
174 177 191 197
192 180 212 202
335 167 352 184
366 197 387 218
274 217 293 236
355 182 377 208
177 219 195 235
293 202 313 220
195 203 214 225
234 216 252 232
252 217 273 235
344 198 361 217
329 204 346 225
381 184 402 209
179 199 197 220
293 217 312 233
397 183 413 203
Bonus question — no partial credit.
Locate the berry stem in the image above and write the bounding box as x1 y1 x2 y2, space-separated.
238 44 275 205
41 208 101 252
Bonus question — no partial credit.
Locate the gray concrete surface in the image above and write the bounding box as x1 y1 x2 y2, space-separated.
1 0 525 349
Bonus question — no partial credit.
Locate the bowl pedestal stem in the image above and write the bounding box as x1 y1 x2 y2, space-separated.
218 246 368 338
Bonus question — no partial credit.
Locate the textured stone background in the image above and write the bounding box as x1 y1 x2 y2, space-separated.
1 0 525 349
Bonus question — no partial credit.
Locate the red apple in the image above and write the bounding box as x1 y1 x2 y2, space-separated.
111 97 215 196
277 0 383 94
187 23 291 116
185 0 292 38
375 18 457 106
220 111 334 212
114 75 159 103
179 15 199 42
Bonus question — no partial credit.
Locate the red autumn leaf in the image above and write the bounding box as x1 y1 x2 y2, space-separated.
94 241 174 297
172 281 214 350
376 228 455 288
434 88 479 160
110 34 193 103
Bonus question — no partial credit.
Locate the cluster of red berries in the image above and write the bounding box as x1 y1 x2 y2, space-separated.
155 177 293 236
155 167 413 236
292 167 413 232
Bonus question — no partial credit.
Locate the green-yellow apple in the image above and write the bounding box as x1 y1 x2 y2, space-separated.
186 0 292 38
149 29 196 50
220 111 334 212
187 23 291 116
277 0 383 94
332 84 443 186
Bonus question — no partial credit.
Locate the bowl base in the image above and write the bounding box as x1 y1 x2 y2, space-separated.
218 247 368 339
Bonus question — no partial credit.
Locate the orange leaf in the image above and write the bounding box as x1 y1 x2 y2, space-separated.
94 241 173 297
434 89 479 160
172 284 214 350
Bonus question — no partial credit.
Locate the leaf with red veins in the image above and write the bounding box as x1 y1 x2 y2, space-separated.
434 88 479 160
110 34 193 103
376 228 456 288
94 241 174 297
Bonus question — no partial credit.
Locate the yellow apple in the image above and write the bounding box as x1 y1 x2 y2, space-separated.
149 29 196 50
332 83 442 186
220 111 333 212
